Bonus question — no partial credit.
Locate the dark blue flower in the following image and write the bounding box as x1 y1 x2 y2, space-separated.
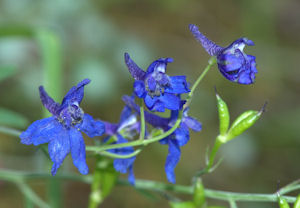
189 24 257 85
20 79 105 175
103 105 140 185
123 95 201 183
124 53 190 112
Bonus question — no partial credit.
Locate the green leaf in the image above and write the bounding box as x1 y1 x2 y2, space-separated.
0 107 29 128
169 201 196 208
0 65 17 82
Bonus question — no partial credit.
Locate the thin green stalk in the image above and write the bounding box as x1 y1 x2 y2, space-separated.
139 105 145 141
229 199 238 208
0 170 298 204
97 148 142 159
17 182 50 208
0 126 22 137
88 166 103 208
206 136 223 171
185 57 217 107
195 136 223 176
118 179 297 203
279 179 300 195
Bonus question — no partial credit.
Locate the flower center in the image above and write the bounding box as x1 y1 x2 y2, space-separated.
58 102 84 128
145 72 170 98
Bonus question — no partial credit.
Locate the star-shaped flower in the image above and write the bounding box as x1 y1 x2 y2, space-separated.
103 105 140 185
123 95 201 183
20 79 105 175
189 24 257 85
124 53 190 112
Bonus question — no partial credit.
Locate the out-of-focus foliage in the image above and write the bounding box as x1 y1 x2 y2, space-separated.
0 0 299 207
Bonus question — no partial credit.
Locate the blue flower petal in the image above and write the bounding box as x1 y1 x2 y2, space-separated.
61 79 91 108
165 139 181 183
147 76 157 91
151 100 165 112
218 54 243 71
174 125 190 146
78 114 105 137
160 93 181 111
39 87 60 116
134 80 146 98
146 58 173 74
119 105 133 125
110 135 136 174
165 76 190 94
69 128 89 175
144 94 158 110
104 122 118 136
183 116 202 132
189 24 223 56
128 165 135 185
238 71 253 85
48 128 70 175
20 117 59 146
124 53 146 81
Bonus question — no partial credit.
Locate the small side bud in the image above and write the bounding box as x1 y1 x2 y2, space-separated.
278 194 290 208
215 88 230 136
225 102 266 142
294 194 300 208
193 178 206 207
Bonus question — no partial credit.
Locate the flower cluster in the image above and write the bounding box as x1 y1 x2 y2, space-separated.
19 24 257 185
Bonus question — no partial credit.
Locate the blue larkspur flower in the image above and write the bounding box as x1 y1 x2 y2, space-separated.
20 79 105 175
103 105 140 185
123 95 201 183
189 24 257 85
124 53 190 112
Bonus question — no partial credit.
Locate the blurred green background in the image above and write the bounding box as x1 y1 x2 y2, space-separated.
0 0 299 207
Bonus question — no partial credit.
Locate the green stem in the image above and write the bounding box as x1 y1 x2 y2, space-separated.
0 170 298 204
195 136 223 176
185 57 217 107
88 165 103 208
119 179 297 203
97 148 142 159
17 182 50 208
206 136 223 171
0 126 22 137
139 105 145 141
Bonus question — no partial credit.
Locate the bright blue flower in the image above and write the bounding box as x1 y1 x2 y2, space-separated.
103 105 140 185
123 95 201 183
20 79 105 175
189 24 257 85
124 53 190 112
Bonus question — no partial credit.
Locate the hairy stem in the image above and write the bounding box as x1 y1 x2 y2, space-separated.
0 170 298 204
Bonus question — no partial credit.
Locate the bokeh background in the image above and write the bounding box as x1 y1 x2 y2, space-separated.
0 0 299 207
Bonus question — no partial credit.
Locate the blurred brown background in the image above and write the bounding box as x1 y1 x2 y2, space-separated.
0 0 299 207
